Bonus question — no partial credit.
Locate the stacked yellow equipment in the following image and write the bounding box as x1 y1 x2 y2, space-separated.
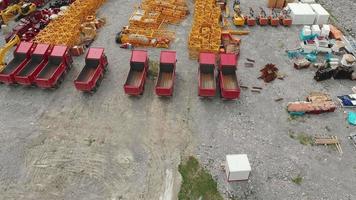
119 0 188 48
34 0 105 47
141 0 189 24
188 0 222 59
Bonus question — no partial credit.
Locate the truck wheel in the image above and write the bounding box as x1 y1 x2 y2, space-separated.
115 32 122 44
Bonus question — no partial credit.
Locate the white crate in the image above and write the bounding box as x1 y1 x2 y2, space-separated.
225 154 251 181
321 25 330 37
310 4 330 24
288 3 316 25
312 25 321 35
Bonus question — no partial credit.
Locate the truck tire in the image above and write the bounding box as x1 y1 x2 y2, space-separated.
115 32 122 44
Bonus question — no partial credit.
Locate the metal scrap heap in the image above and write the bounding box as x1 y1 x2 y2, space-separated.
118 0 189 48
287 92 337 115
34 0 106 47
188 0 221 59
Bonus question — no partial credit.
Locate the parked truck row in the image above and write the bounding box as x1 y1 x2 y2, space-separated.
124 50 240 100
1 46 239 99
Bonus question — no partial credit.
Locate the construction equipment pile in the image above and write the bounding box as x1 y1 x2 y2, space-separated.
287 92 337 115
34 0 105 47
188 0 221 59
117 0 189 48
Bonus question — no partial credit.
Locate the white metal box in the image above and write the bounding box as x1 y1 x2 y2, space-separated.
321 25 330 37
225 154 251 181
288 3 316 25
312 25 321 35
310 4 329 24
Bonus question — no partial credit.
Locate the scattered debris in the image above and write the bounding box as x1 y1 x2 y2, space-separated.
337 94 356 107
275 98 284 102
240 85 249 89
341 54 356 67
276 72 287 80
246 58 255 63
348 133 356 149
347 112 356 126
244 62 254 67
259 63 278 82
314 135 343 154
294 58 311 69
252 86 262 90
251 89 261 93
287 92 336 115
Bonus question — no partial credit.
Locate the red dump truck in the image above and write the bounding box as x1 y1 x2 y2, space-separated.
34 45 72 88
218 53 240 100
14 44 51 86
0 41 35 84
198 52 216 97
155 51 177 96
124 50 149 95
74 47 108 92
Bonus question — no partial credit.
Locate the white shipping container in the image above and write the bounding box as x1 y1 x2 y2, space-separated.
288 3 316 25
310 4 330 24
225 154 251 181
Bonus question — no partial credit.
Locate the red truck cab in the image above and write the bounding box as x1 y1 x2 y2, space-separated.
198 52 216 97
155 51 177 97
218 53 240 100
35 45 72 88
0 41 35 84
124 50 149 95
14 44 52 86
74 47 108 92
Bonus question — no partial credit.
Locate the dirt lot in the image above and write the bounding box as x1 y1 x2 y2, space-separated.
0 0 355 200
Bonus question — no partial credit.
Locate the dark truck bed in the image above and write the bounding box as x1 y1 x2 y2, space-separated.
157 63 174 88
201 73 215 89
37 56 61 79
1 53 27 75
222 68 238 90
200 64 215 89
222 74 238 89
76 59 99 82
17 54 43 76
157 72 173 88
126 70 143 87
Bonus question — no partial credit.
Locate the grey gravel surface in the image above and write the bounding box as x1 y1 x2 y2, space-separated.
316 0 356 37
0 0 355 200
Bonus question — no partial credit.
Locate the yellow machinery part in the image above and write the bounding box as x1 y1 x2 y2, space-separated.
34 0 106 47
119 0 188 48
19 3 37 16
0 35 21 72
0 4 21 24
188 0 222 59
233 14 245 26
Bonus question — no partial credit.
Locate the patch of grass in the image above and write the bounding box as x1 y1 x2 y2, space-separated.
289 132 313 145
291 175 303 185
178 156 223 200
148 60 159 80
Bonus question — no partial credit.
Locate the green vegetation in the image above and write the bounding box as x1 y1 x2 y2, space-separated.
289 131 313 145
148 60 159 79
178 156 223 200
291 175 303 185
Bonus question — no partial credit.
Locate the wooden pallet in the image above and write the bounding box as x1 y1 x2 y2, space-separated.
314 135 343 154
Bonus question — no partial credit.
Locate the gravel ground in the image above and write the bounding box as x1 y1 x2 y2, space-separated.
0 0 355 200
316 0 356 37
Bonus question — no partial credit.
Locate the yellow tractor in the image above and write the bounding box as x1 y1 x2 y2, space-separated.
0 35 21 72
0 2 36 25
